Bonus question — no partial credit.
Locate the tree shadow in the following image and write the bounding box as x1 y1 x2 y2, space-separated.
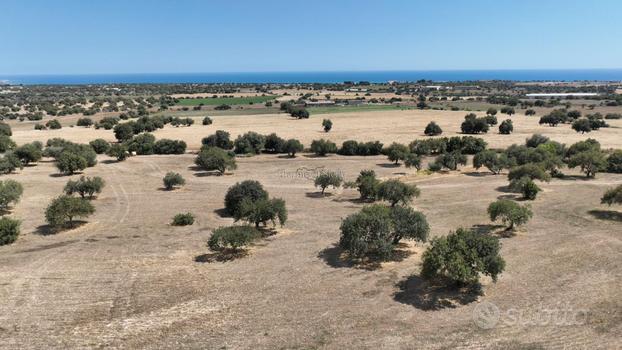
277 154 296 159
393 275 482 311
213 208 231 218
49 172 80 178
588 210 622 222
305 191 333 198
331 197 372 204
463 171 497 177
376 163 401 168
302 154 329 158
317 243 413 271
101 159 119 164
193 171 227 177
33 221 88 236
470 224 506 235
194 249 249 263
497 194 520 200
495 185 514 193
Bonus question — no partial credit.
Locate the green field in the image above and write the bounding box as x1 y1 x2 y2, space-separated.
176 95 278 106
308 104 415 115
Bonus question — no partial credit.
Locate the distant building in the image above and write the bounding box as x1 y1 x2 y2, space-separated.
345 88 368 92
525 93 600 98
304 100 336 106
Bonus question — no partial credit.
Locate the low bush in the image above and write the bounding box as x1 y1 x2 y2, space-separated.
172 212 194 226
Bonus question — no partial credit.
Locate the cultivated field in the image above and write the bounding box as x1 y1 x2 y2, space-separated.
0 108 621 349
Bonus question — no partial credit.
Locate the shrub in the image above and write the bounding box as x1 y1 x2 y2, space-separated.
314 171 343 194
163 172 185 190
607 150 622 173
234 131 265 154
499 119 513 134
215 104 231 110
202 116 213 125
337 140 383 156
194 147 237 175
460 114 489 134
76 118 93 127
0 180 23 211
339 204 428 260
377 179 420 207
0 135 16 153
488 199 533 229
113 123 135 141
234 198 287 227
0 217 21 246
572 118 592 133
202 130 233 150
89 139 110 154
0 153 23 174
64 176 105 199
290 107 310 119
172 212 194 226
107 143 129 161
126 133 156 155
525 109 536 116
424 121 442 136
322 118 333 132
310 139 337 156
421 228 505 285
525 134 550 148
46 119 62 129
283 139 304 157
486 108 497 116
153 139 186 154
404 153 422 170
208 225 261 251
601 185 622 206
0 122 12 136
45 195 95 228
509 176 541 200
34 123 46 130
484 115 498 125
224 180 268 216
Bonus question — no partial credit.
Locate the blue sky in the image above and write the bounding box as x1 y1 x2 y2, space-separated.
1 0 621 75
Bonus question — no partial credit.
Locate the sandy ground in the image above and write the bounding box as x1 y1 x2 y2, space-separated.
8 109 622 152
0 108 621 349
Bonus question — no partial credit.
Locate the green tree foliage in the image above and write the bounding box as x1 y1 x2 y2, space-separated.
310 139 337 156
473 150 513 174
163 172 185 190
386 142 410 165
208 225 261 252
56 152 88 175
432 151 467 171
0 217 21 246
314 171 343 194
201 130 233 150
126 133 156 155
339 204 429 260
352 170 380 200
0 122 12 136
322 118 333 132
113 123 135 141
76 117 93 127
202 116 213 125
234 198 287 228
233 131 265 154
14 143 43 165
486 108 497 116
0 179 23 211
46 119 62 129
153 139 186 154
424 121 443 136
0 135 16 153
572 118 592 133
499 119 513 134
194 147 237 175
377 179 420 207
421 228 505 285
508 163 551 182
224 180 268 217
601 185 622 206
64 176 105 199
45 195 95 228
488 199 533 229
404 153 422 170
607 150 622 173
509 176 541 200
337 140 384 156
171 213 194 226
107 143 129 161
525 134 550 148
283 138 304 157
461 113 489 134
264 133 286 153
567 150 607 178
89 139 110 154
0 152 23 174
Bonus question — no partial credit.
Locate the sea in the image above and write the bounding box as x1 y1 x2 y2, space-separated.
2 69 622 85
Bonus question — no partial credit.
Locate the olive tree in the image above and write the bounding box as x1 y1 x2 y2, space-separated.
89 139 110 154
424 121 442 136
0 217 21 246
473 150 513 175
386 142 409 165
0 179 23 211
224 180 268 217
107 143 129 161
601 185 622 206
487 199 533 230
352 170 380 200
322 119 333 132
310 139 337 156
234 197 287 228
283 139 304 157
421 228 505 285
208 225 261 252
194 147 237 175
567 150 607 178
64 176 105 199
45 195 95 229
56 152 88 175
163 172 185 190
377 179 420 207
314 171 343 194
509 176 541 200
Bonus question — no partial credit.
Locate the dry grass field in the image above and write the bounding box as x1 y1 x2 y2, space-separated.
0 108 621 349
